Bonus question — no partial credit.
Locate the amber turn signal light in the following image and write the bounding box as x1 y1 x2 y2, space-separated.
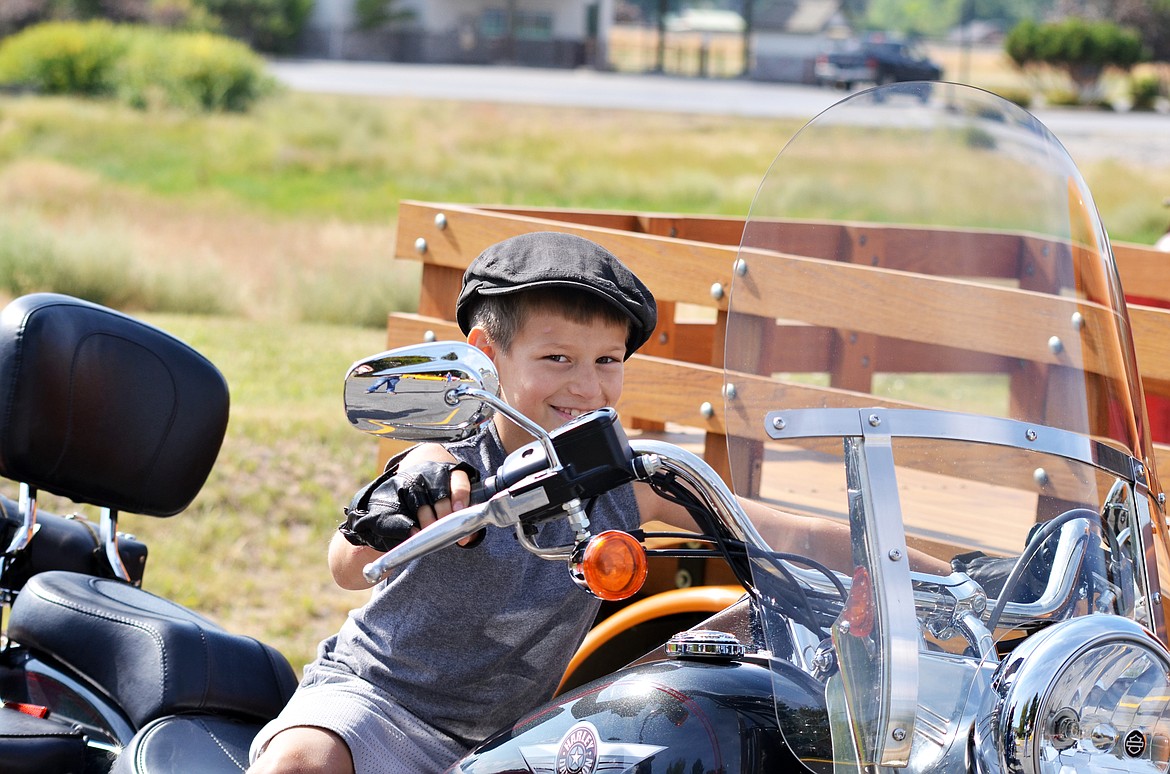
578 530 648 601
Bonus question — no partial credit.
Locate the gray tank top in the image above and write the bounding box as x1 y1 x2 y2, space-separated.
308 422 641 747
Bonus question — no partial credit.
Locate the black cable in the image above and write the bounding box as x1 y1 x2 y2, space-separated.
644 471 846 637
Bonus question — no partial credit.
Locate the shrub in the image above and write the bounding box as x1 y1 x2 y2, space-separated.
1130 73 1164 111
0 20 131 95
1044 88 1082 107
0 21 275 112
116 28 276 111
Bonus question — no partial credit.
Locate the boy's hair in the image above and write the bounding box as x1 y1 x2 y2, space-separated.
464 286 631 355
456 232 657 360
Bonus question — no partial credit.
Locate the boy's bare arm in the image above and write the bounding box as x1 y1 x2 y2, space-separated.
329 531 384 590
637 485 949 576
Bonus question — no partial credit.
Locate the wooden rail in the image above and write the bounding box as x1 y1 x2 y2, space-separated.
383 201 1170 488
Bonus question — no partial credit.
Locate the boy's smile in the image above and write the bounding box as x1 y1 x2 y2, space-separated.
472 309 628 453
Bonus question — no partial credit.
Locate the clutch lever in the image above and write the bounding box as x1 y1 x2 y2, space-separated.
362 486 552 584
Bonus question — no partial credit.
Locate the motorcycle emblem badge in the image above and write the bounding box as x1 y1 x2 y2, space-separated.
1124 728 1148 758
519 720 665 774
556 721 598 774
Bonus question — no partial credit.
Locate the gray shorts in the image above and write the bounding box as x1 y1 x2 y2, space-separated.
249 671 468 774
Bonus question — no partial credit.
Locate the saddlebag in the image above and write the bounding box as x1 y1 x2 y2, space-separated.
0 495 148 591
0 705 87 774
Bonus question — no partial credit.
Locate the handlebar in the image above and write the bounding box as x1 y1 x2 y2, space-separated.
362 485 554 584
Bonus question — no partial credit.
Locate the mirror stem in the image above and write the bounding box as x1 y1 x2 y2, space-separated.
453 387 562 470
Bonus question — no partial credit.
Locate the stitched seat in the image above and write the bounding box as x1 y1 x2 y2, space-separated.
111 714 261 773
8 571 297 728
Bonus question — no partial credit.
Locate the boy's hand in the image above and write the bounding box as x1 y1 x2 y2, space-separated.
405 445 474 529
339 444 481 553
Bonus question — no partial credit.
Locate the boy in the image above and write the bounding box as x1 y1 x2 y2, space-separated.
248 231 671 774
249 231 913 774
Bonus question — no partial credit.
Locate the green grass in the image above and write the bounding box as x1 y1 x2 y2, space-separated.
0 92 788 220
3 86 1169 672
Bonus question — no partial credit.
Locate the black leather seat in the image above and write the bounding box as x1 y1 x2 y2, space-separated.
7 571 297 728
112 714 261 773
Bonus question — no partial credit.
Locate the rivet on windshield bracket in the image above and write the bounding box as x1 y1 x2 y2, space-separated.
892 728 907 742
888 548 903 562
423 330 436 342
433 213 447 230
772 416 786 431
414 237 428 254
722 383 738 400
1048 336 1064 355
1071 312 1085 330
868 414 881 427
700 402 715 419
1034 468 1050 488
734 259 748 277
1025 429 1038 442
710 283 725 301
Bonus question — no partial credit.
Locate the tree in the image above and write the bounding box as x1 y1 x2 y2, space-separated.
193 0 313 53
1005 17 1148 101
352 0 414 32
862 0 1053 37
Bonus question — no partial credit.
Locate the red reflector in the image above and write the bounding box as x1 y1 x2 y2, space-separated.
3 701 50 719
841 565 875 638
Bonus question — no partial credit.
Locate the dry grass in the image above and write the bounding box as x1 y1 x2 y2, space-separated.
0 159 413 324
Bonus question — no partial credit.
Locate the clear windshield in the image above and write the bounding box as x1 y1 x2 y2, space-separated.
725 82 1164 770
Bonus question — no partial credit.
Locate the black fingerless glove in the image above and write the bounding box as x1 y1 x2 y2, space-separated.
340 459 481 552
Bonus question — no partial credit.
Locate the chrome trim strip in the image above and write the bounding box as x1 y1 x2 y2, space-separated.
765 408 1137 480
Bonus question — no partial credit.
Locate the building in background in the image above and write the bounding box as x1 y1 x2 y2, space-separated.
299 0 847 83
301 0 613 68
749 0 847 82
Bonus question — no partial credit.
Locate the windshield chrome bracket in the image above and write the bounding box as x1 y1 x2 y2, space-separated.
842 409 919 766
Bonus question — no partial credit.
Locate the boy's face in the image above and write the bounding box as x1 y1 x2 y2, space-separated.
472 308 628 452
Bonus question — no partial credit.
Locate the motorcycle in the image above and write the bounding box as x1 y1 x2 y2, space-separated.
1 79 1168 774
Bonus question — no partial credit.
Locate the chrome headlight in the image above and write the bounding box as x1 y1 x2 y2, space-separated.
976 615 1170 773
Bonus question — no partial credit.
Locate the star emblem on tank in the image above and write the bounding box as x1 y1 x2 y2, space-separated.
519 720 666 774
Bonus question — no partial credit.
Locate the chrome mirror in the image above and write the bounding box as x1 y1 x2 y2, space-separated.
344 342 499 442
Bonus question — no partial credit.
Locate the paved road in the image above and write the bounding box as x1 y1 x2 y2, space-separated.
269 59 1170 164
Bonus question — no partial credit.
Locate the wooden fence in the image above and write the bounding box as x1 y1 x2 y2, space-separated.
380 200 1170 494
